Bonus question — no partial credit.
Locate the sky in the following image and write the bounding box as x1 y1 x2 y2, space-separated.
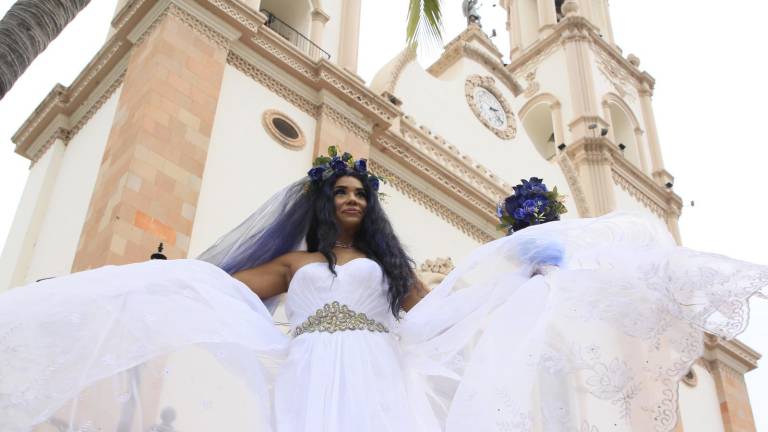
0 0 766 429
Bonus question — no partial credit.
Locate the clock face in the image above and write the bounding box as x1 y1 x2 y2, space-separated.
473 87 507 129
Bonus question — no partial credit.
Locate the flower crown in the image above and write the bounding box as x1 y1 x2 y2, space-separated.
306 146 384 192
497 177 567 234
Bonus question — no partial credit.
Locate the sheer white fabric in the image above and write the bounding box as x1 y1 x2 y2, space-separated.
0 212 765 432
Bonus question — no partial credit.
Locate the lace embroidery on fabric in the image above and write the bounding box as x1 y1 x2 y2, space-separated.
293 301 389 337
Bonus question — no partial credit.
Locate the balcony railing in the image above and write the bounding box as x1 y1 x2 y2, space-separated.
261 9 331 62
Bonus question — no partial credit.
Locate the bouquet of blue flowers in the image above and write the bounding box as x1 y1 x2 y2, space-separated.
497 177 567 234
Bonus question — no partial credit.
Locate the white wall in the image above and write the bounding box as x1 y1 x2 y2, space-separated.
189 64 317 257
24 88 122 283
393 56 579 218
678 364 726 432
0 141 65 290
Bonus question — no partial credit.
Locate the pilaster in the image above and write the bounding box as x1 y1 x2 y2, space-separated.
536 0 557 36
565 137 616 215
309 8 330 49
72 8 229 269
704 335 761 432
337 0 361 73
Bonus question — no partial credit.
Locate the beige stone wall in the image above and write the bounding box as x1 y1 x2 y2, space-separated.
72 13 227 270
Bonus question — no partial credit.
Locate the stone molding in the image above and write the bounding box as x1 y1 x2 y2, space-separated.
427 26 523 96
227 51 320 118
464 75 517 140
369 160 495 244
318 104 370 141
611 150 681 218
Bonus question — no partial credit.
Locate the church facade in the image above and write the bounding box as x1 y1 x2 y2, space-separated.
0 0 759 430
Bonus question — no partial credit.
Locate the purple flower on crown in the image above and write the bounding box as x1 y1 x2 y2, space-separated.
330 157 348 173
354 159 367 173
308 166 325 181
368 176 380 191
307 146 386 194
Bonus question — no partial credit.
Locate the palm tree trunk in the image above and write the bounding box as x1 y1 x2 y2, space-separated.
0 0 91 100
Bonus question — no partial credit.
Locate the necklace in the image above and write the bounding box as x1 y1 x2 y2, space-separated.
334 240 353 249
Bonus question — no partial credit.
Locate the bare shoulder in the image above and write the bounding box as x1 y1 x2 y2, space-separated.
280 251 325 274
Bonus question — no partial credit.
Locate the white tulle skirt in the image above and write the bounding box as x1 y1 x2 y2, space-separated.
1 212 765 432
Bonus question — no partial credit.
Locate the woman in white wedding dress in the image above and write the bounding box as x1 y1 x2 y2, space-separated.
0 149 766 432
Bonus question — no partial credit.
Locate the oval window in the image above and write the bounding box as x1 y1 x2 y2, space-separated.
263 110 305 150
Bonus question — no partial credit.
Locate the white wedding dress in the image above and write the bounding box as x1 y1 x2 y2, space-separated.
0 212 765 432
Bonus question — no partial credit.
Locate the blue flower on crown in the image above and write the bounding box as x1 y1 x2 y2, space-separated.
307 146 384 192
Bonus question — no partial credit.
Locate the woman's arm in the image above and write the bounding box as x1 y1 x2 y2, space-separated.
401 277 430 311
232 254 294 300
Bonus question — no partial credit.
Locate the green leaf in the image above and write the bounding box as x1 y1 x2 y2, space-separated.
405 0 444 49
327 146 338 157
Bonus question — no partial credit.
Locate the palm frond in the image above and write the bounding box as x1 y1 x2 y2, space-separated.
405 0 444 49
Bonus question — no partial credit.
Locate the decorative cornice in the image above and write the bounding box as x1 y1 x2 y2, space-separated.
427 26 522 96
611 150 682 218
226 51 319 118
397 118 511 198
369 160 495 244
704 334 761 374
464 75 517 139
319 104 369 141
317 63 400 123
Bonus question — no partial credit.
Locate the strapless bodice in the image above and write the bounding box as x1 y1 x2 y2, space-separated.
284 258 394 330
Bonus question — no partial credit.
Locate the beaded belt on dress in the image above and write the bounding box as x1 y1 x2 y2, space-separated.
293 301 389 337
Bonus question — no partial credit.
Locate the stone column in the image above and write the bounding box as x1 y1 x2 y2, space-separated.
72 10 229 270
310 9 330 49
577 140 616 215
634 127 651 174
550 101 565 145
338 0 362 72
506 0 523 58
537 0 557 35
638 83 669 183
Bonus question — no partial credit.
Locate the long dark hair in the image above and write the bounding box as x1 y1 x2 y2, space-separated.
306 172 415 316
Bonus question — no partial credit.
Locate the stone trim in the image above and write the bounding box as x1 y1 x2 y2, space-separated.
319 104 369 141
464 75 517 140
397 118 511 198
704 334 761 373
227 51 320 118
369 160 495 244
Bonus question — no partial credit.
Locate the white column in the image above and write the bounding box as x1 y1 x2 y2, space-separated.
634 127 650 174
551 101 565 145
638 84 666 177
507 0 523 58
537 0 557 35
310 9 330 49
337 0 362 72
